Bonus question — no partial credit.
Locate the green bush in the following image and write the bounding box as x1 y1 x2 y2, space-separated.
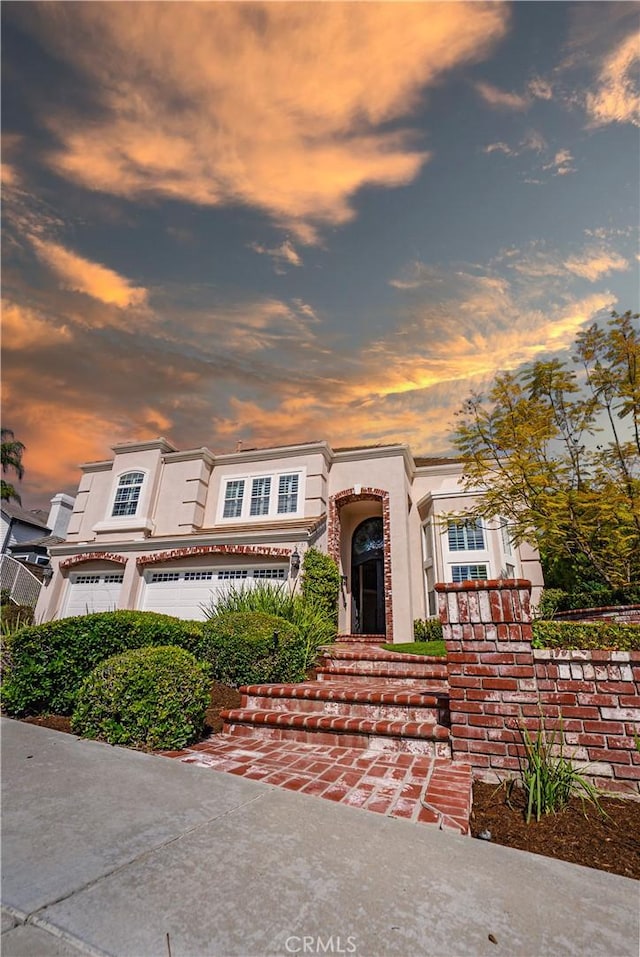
1 610 203 717
413 618 443 641
537 585 640 615
202 580 334 671
301 548 340 626
532 620 640 651
1 602 34 634
199 611 305 686
71 646 209 750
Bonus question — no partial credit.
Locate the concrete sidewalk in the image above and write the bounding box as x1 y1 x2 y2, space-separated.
2 718 638 957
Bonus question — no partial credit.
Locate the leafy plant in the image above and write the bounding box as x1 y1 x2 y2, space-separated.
199 610 304 686
414 618 444 641
1 610 203 716
381 640 446 657
509 720 606 824
202 580 334 672
301 548 340 625
0 602 34 634
532 620 640 651
71 645 210 750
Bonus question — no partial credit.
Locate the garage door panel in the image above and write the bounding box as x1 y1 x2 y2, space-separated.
141 566 288 621
63 572 124 617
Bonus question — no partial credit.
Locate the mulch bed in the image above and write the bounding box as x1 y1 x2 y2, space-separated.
471 781 640 880
19 680 640 880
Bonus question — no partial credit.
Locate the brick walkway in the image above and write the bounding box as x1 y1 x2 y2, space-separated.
161 734 472 834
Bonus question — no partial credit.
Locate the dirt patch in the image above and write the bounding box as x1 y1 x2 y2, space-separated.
203 680 242 733
471 780 640 880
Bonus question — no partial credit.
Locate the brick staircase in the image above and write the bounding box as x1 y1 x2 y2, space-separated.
221 643 452 756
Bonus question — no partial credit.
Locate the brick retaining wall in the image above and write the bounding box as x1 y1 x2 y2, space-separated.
436 580 640 798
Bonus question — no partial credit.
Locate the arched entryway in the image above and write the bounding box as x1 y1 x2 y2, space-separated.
351 517 386 635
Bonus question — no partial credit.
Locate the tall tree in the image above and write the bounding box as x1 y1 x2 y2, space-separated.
452 311 640 591
1 429 26 505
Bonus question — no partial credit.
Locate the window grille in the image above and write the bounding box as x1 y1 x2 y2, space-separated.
278 474 299 513
250 477 271 516
112 472 144 517
447 519 484 551
451 564 488 583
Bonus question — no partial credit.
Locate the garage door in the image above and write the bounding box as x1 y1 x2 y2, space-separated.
63 571 125 617
141 566 289 620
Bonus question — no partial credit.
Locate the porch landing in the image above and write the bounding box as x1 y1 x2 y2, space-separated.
161 735 472 834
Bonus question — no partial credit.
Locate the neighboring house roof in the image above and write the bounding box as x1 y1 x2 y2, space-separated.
10 534 65 550
1 501 50 530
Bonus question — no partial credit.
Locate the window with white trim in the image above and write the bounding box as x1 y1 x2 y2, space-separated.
223 480 245 519
184 571 215 581
150 572 180 583
219 469 303 521
250 477 271 516
278 474 299 514
452 564 488 583
447 519 484 551
112 472 144 517
217 569 248 580
74 574 101 584
104 574 124 584
500 519 513 556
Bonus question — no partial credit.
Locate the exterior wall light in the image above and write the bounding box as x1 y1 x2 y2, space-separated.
290 548 301 575
42 565 54 585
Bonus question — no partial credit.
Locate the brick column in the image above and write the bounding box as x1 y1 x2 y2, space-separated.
436 579 538 781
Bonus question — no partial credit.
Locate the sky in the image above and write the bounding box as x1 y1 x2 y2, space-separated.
2 1 639 509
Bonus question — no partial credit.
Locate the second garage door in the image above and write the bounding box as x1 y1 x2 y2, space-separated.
141 566 288 620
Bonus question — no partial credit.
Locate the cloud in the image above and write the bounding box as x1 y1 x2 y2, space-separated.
564 249 630 281
30 238 148 309
250 239 303 272
474 80 530 111
15 2 509 239
585 30 640 127
482 129 547 159
1 299 73 350
542 148 577 176
528 76 554 101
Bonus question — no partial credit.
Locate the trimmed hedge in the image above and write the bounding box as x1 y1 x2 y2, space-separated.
71 646 210 750
199 611 304 687
414 619 444 641
301 548 340 626
1 610 203 717
532 620 640 651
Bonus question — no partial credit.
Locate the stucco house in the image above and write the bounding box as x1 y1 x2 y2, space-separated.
36 438 543 639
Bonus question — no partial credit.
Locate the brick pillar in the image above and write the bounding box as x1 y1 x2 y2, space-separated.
436 579 538 781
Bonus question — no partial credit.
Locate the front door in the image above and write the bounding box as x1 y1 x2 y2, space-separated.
351 517 385 635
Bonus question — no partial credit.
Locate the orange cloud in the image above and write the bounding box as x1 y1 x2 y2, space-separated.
30 238 148 309
586 30 640 127
26 2 509 238
2 299 72 349
564 249 630 281
475 80 529 110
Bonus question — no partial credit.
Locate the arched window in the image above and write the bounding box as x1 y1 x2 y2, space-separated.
112 472 144 517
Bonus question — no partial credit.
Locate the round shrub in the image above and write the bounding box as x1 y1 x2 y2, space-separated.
1 610 203 717
71 645 210 750
199 611 304 687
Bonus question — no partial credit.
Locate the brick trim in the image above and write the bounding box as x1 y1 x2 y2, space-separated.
328 487 393 641
136 544 292 567
60 552 127 569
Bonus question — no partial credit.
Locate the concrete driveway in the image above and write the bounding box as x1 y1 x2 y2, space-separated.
2 718 638 957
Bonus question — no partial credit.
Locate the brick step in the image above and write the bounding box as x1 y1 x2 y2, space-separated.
317 660 448 680
335 634 386 644
220 708 451 755
241 681 449 724
324 646 448 665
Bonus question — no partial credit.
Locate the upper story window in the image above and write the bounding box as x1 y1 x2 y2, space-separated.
223 480 245 519
500 519 513 556
447 518 484 551
250 477 271 516
219 469 303 522
112 472 144 517
278 474 299 514
452 564 488 583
